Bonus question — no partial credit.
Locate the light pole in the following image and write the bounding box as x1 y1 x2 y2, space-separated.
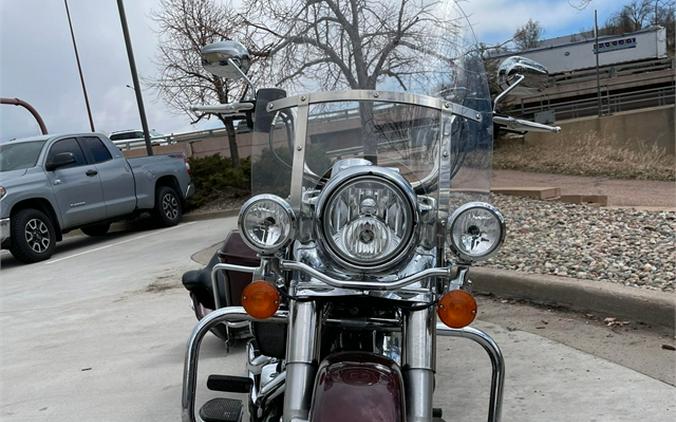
116 0 153 156
594 9 602 117
64 0 95 132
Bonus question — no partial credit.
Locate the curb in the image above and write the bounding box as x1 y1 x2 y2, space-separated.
471 267 675 330
183 208 239 222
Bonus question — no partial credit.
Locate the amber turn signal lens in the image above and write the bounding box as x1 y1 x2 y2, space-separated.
242 280 280 319
437 290 477 328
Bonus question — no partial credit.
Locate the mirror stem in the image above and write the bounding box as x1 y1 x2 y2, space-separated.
493 74 525 110
227 58 257 98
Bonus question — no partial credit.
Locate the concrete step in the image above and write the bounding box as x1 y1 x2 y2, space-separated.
491 187 560 200
492 188 609 207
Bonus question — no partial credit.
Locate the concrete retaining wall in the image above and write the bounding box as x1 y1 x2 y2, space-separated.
526 105 675 154
122 132 254 159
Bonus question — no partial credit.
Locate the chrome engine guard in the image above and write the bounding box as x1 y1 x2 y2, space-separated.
181 306 504 422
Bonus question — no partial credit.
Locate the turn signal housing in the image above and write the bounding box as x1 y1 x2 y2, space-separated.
241 280 280 319
437 290 477 328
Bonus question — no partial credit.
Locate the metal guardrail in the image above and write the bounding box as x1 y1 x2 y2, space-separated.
550 57 674 86
507 83 675 121
110 127 232 151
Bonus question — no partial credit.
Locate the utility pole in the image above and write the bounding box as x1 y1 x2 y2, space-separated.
594 9 602 117
116 0 153 156
64 0 95 132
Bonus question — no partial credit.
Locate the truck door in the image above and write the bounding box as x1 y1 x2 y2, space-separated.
78 136 136 218
44 138 106 229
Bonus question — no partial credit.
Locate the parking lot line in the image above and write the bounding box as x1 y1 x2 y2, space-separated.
44 222 196 265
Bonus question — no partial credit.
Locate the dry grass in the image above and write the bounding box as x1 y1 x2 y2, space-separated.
493 131 675 181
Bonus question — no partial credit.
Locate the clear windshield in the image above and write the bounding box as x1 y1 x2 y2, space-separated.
250 0 492 248
0 141 45 172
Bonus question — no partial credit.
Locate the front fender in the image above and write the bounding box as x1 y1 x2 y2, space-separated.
309 352 405 422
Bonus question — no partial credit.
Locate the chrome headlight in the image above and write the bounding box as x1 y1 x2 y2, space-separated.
448 202 505 262
238 194 295 254
316 168 417 271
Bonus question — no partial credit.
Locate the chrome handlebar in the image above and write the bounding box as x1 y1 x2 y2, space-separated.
493 114 561 133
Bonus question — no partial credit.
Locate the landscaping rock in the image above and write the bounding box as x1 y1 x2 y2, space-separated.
481 195 676 293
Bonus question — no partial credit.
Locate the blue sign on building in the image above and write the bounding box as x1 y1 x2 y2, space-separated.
594 37 637 54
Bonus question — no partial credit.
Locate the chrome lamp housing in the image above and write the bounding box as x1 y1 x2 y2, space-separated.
314 165 418 273
447 202 506 263
238 194 296 255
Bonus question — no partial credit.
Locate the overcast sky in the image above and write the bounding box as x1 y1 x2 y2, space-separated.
0 0 618 142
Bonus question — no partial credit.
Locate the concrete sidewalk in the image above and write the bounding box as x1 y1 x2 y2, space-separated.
492 169 675 207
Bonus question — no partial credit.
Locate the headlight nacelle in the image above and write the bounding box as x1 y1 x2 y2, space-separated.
238 194 295 254
448 202 505 262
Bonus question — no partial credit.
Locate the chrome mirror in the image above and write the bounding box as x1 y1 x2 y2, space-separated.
201 40 251 80
497 56 549 93
494 56 549 108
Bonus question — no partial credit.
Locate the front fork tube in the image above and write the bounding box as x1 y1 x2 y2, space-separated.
283 300 319 422
403 307 436 422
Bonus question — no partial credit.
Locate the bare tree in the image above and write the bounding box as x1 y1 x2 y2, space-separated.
241 0 461 159
654 0 676 54
605 0 652 33
150 0 254 168
513 19 543 51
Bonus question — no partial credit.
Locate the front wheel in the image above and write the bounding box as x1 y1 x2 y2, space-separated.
154 185 182 227
9 208 56 263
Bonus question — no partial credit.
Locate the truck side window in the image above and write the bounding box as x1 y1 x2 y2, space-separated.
80 137 112 163
47 138 87 168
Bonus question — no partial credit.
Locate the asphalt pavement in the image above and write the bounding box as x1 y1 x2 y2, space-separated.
0 218 673 421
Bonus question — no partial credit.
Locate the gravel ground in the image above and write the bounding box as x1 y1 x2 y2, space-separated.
483 194 676 293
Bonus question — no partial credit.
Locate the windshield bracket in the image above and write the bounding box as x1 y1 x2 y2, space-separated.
267 90 482 123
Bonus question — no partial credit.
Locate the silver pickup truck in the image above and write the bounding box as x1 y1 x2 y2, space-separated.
0 133 194 263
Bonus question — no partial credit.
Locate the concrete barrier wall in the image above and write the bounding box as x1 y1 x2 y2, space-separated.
122 132 254 159
525 105 675 154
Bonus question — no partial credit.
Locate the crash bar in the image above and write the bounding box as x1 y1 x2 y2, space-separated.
436 323 505 422
181 307 288 422
210 260 453 291
181 307 503 422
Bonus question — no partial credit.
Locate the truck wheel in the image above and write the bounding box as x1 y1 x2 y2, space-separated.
81 223 111 237
155 185 182 227
9 208 56 263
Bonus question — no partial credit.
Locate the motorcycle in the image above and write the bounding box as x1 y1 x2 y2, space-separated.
181 2 560 421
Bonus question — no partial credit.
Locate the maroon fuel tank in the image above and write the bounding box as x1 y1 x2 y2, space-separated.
309 352 405 422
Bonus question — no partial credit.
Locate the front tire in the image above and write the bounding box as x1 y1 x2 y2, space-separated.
9 208 56 263
81 222 111 236
154 185 182 227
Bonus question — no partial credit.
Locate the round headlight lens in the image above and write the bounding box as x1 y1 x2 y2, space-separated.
321 175 415 269
238 195 295 253
448 202 505 262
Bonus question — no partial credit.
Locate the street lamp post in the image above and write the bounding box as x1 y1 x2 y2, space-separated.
594 9 602 117
116 0 153 156
64 0 95 132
